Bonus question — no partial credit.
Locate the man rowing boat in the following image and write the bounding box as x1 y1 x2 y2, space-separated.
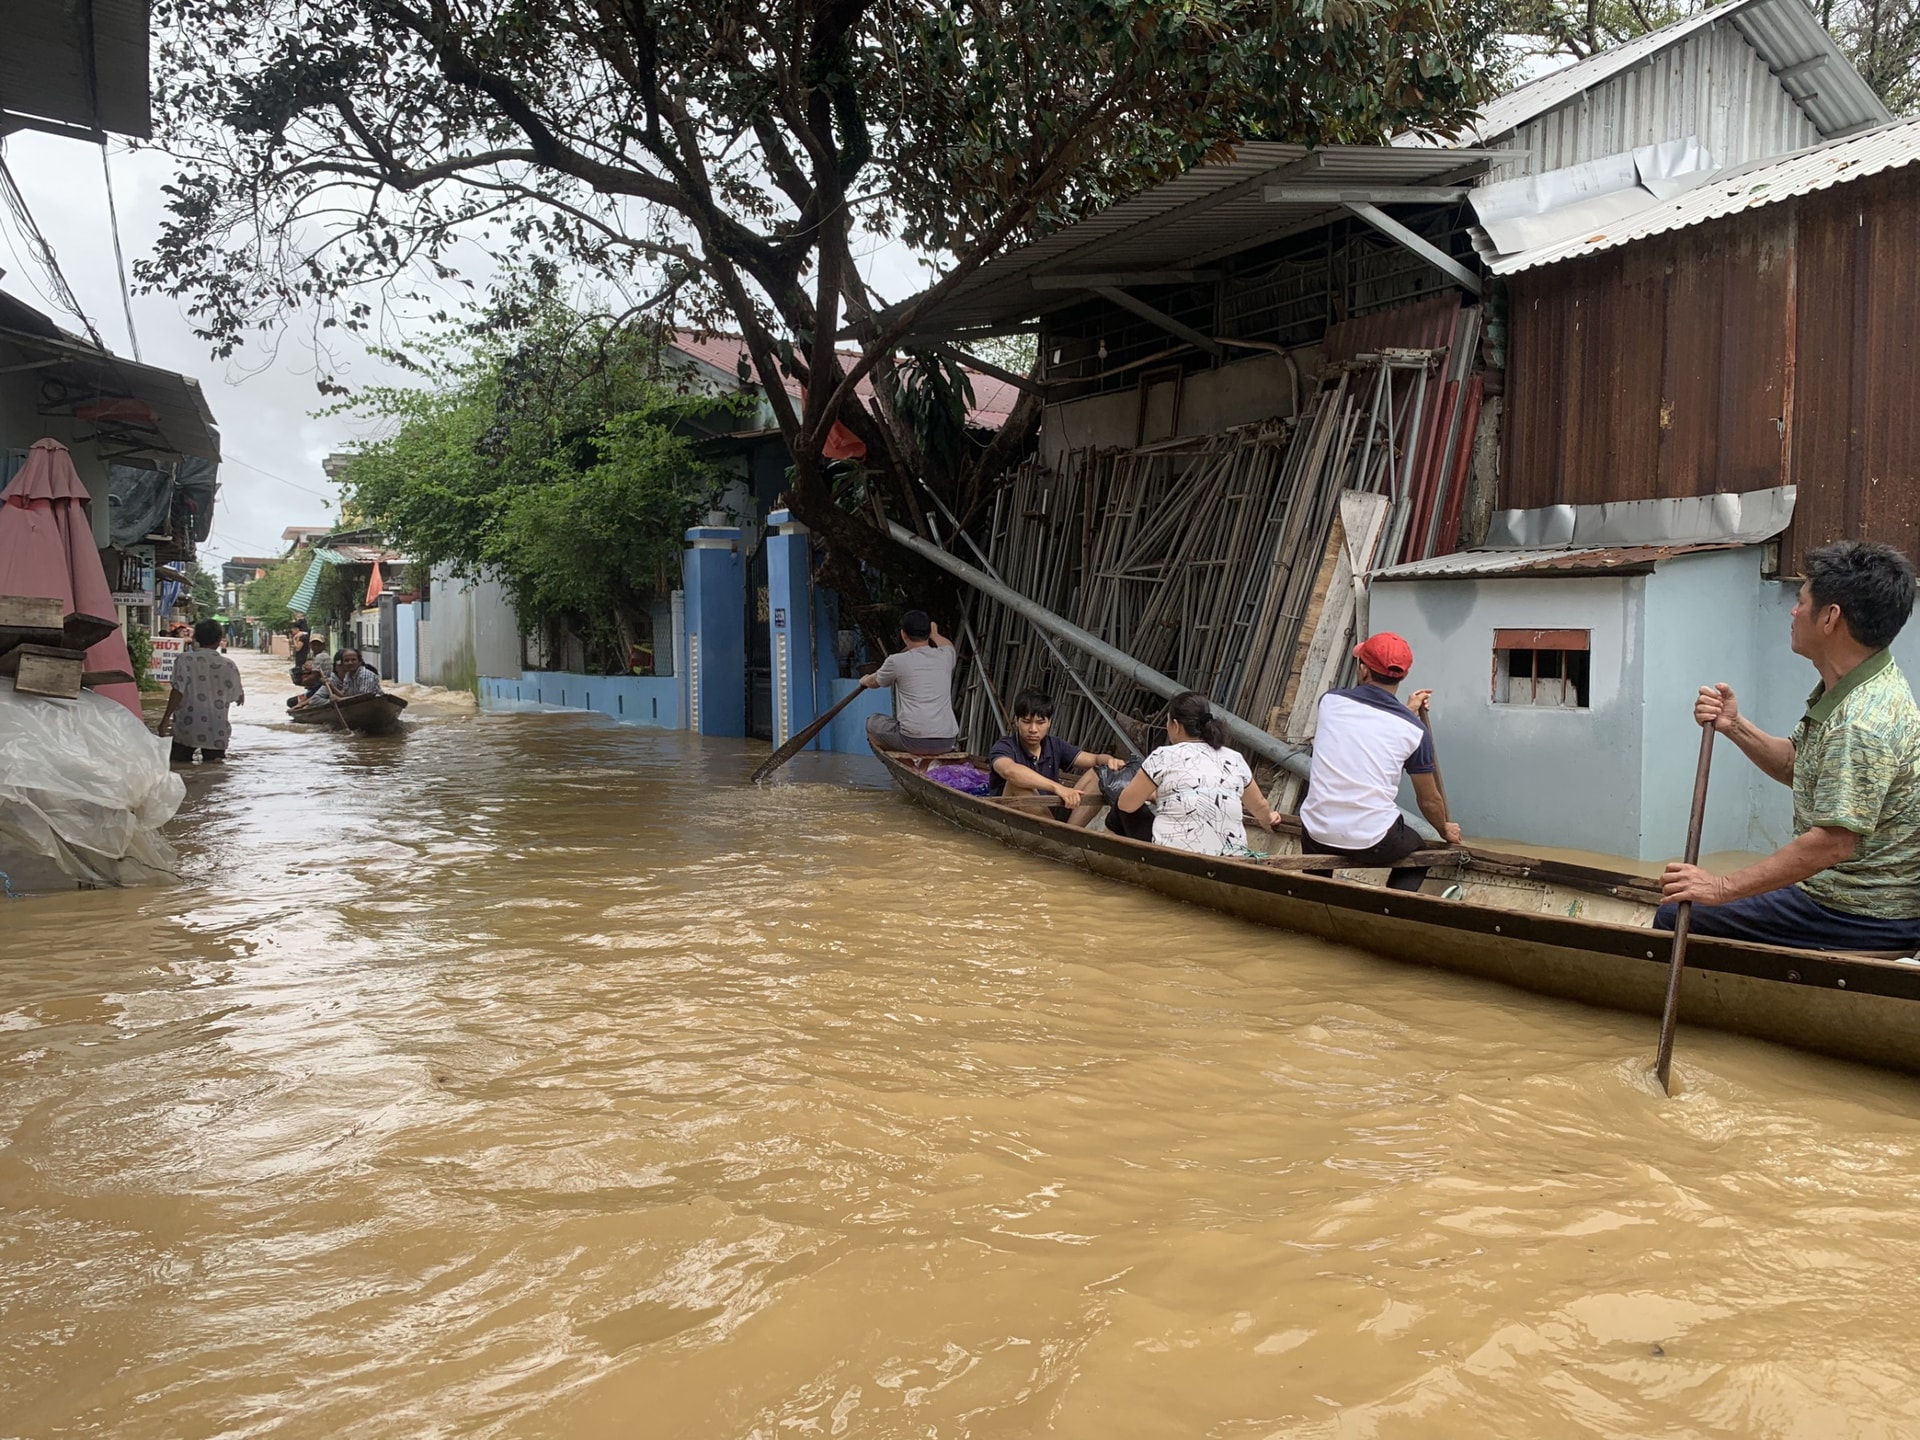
861 609 959 754
1660 541 1920 951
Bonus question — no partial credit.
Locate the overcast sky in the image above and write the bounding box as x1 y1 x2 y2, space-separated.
0 131 417 567
0 129 930 572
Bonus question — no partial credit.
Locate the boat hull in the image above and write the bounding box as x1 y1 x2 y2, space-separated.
289 692 408 736
875 746 1920 1076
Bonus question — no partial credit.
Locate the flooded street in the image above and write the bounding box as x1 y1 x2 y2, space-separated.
5 652 1920 1438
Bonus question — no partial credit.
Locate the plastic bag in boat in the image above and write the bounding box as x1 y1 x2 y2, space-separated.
0 678 184 888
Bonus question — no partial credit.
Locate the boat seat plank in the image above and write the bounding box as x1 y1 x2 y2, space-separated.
1258 848 1466 872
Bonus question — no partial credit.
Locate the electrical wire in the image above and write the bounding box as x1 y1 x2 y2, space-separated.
99 142 142 361
220 453 340 504
0 150 107 350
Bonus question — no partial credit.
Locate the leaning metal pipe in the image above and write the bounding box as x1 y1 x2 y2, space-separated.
888 518 1440 841
889 519 1311 777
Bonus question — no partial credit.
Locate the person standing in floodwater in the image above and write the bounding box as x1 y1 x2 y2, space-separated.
159 618 245 764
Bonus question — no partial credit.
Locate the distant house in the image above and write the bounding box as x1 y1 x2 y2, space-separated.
421 328 1020 732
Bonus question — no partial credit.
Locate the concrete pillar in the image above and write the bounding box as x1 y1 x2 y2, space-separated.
764 509 817 747
670 588 686 724
681 528 744 736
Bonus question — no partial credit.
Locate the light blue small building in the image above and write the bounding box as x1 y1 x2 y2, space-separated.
1367 486 1920 862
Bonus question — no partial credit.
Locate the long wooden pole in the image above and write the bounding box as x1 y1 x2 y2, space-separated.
751 683 866 784
1655 722 1717 1094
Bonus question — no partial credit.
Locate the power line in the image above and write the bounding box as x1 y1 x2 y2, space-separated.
220 452 339 504
99 143 141 361
0 150 106 350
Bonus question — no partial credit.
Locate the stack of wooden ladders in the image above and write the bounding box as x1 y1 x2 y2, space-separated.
956 311 1488 780
0 595 129 699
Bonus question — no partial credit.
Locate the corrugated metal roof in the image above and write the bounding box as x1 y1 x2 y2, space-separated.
891 144 1508 334
664 330 1018 428
1487 116 1920 273
1372 542 1740 581
319 543 408 566
0 288 220 461
1486 23 1822 185
0 0 152 140
1457 0 1885 148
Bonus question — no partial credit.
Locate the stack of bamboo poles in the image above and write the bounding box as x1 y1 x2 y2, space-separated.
955 308 1487 776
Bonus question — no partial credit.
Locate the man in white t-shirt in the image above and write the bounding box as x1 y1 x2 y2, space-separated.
1298 632 1461 892
862 609 960 754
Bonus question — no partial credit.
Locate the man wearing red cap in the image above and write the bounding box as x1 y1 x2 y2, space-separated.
1298 631 1461 890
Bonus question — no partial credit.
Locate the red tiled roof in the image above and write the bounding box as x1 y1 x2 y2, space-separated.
665 331 1018 430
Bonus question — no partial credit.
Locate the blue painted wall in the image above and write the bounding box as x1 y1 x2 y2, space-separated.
819 677 894 754
478 671 681 728
1375 543 1920 861
1373 572 1649 856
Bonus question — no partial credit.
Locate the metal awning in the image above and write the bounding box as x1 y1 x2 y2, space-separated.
0 288 220 462
891 143 1516 338
1372 486 1795 581
1371 542 1742 581
0 0 152 141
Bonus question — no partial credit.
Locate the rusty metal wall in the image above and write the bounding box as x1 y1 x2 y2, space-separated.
1504 166 1920 574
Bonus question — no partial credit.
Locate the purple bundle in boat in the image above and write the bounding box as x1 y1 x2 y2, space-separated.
928 763 992 795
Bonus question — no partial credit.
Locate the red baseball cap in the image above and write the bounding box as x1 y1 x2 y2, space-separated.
1352 632 1413 680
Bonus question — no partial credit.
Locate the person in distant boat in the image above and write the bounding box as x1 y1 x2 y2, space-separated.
1297 631 1460 893
288 626 312 682
323 647 384 701
988 689 1126 805
1108 690 1276 854
288 662 327 710
160 619 245 764
1660 541 1920 951
861 609 959 754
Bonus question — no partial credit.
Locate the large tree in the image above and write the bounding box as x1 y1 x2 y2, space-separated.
145 0 1497 615
337 298 732 670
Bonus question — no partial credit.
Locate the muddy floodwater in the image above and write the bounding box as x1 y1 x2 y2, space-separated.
7 652 1920 1438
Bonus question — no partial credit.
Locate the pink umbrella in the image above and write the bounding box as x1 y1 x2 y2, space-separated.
0 438 142 716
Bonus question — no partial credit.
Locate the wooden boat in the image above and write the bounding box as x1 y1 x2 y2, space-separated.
289 691 409 736
872 744 1920 1076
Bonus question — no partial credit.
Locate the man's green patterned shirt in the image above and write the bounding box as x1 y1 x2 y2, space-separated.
1792 650 1920 918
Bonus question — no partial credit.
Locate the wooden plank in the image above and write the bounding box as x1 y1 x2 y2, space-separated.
1271 509 1348 734
0 642 85 677
0 596 63 629
1256 848 1465 872
12 645 84 698
1283 490 1392 743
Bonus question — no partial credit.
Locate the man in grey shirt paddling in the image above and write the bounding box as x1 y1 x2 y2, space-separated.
862 609 960 754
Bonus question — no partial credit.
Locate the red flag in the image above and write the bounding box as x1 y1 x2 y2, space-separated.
365 562 384 606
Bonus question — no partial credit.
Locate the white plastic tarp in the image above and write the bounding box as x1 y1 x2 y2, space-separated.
0 679 184 888
1472 136 1717 257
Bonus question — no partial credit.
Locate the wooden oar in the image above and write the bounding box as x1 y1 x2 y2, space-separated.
751 684 866 784
324 683 353 733
1654 721 1717 1094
